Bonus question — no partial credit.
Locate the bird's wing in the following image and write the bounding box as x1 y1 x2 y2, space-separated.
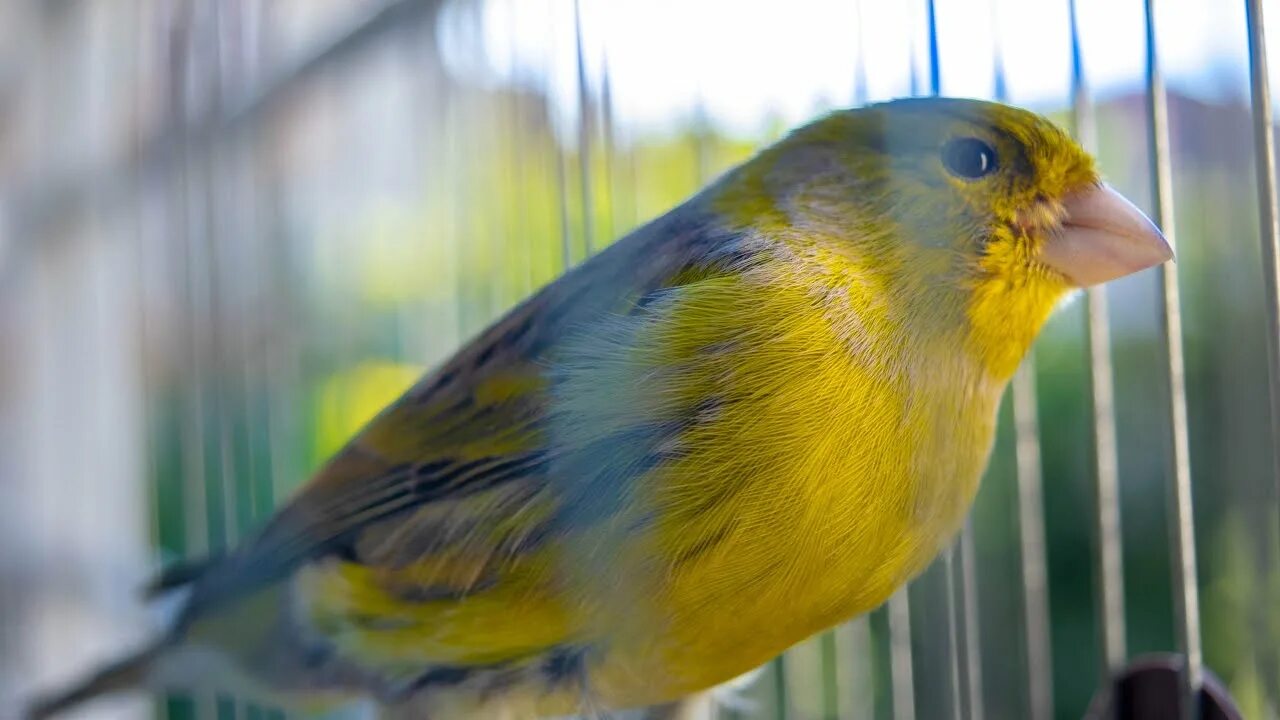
168 210 743 626
172 287 552 619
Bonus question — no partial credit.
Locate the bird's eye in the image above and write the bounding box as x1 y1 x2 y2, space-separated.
941 137 998 179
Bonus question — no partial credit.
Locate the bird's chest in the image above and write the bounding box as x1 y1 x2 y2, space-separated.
557 273 1001 702
616 363 998 699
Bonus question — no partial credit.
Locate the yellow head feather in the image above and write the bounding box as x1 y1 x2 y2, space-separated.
710 97 1099 379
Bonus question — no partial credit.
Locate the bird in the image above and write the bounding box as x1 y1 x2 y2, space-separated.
28 97 1171 719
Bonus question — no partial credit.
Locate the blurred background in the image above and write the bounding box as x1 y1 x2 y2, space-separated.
2 0 1279 718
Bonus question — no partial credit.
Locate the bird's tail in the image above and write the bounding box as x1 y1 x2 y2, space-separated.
25 639 168 720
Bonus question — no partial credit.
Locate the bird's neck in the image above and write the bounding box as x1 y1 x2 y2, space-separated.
962 273 1072 381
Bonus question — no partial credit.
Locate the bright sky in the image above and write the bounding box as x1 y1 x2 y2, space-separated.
442 0 1272 138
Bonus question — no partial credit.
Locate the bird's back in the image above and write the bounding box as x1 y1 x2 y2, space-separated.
79 199 984 720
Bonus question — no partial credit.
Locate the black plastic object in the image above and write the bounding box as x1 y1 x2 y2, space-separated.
1083 654 1243 720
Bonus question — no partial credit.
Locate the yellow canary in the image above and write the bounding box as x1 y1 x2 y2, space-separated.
30 98 1170 719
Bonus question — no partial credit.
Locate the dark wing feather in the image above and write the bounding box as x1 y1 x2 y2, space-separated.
158 209 742 624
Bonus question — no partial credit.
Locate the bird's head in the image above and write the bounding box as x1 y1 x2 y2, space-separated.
710 97 1171 380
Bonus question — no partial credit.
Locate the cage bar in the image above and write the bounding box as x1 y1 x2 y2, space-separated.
879 8 922 719
573 0 595 254
921 7 979 719
4 0 443 270
943 550 965 720
889 591 916 720
852 0 868 107
1141 1 1204 717
1243 0 1280 709
986 21 1056 719
1245 0 1280 524
1067 0 1128 680
958 523 984 720
1246 0 1280 496
924 0 941 99
1012 364 1054 720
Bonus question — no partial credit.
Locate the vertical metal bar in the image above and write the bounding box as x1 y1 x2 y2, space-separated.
573 0 594 254
502 89 528 303
908 20 920 96
988 16 1055 720
599 54 616 245
988 21 1054 718
1085 282 1128 671
943 550 965 720
1068 0 1128 678
552 119 573 269
885 0 916 676
482 99 505 321
548 0 574 272
1142 3 1203 717
693 100 711 186
990 21 1007 105
1012 363 1054 720
1242 0 1280 709
820 631 839 720
925 0 941 96
924 10 968 719
848 9 878 713
781 634 826 720
922 9 971 718
166 12 208 717
852 0 868 106
1246 0 1280 496
601 54 637 238
773 654 789 720
906 0 940 98
898 28 942 706
184 145 218 720
835 618 874 719
959 522 984 720
889 591 916 720
989 1 1007 103
496 0 533 298
451 88 476 336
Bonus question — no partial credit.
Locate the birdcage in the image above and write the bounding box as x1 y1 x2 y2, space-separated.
2 1 1278 719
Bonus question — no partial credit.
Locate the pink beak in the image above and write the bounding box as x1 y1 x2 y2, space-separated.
1039 184 1174 286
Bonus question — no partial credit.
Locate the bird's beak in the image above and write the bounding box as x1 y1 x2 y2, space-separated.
1039 183 1173 287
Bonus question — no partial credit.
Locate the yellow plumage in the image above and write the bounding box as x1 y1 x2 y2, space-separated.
28 97 1171 719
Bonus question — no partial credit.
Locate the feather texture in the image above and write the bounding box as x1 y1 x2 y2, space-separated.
31 98 1152 720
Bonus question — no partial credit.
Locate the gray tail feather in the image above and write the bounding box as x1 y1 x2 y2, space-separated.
25 640 167 720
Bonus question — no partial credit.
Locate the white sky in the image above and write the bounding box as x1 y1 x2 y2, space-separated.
442 0 1271 137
